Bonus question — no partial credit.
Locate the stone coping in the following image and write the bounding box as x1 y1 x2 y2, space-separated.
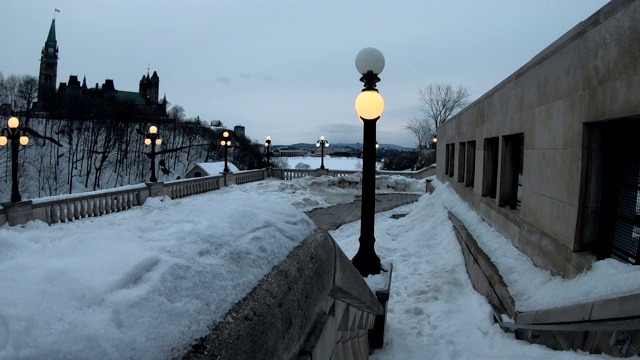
181 227 383 359
449 211 640 328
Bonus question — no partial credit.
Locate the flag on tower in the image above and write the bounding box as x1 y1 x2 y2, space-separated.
55 8 60 13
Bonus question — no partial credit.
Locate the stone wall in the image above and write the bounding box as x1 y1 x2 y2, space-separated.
181 228 385 360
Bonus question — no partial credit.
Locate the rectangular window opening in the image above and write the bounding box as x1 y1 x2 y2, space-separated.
482 137 499 199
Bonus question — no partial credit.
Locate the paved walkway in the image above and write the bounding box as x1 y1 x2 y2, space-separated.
305 192 422 231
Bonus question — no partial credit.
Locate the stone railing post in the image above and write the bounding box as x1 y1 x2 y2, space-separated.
146 182 165 199
313 168 329 177
221 172 235 187
2 200 34 226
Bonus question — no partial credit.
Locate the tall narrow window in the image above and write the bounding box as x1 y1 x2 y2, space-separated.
482 137 499 199
500 133 524 210
465 141 476 188
458 142 466 182
446 143 455 178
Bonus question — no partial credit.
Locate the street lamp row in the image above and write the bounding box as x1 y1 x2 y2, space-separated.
144 125 162 183
264 135 271 167
221 131 232 173
316 136 329 169
0 117 30 203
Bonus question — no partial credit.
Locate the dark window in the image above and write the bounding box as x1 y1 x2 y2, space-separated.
482 137 499 199
465 141 476 188
445 143 456 178
458 143 466 182
500 133 524 210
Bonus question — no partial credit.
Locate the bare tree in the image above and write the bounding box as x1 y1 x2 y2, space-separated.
417 83 471 130
405 117 433 150
0 71 6 105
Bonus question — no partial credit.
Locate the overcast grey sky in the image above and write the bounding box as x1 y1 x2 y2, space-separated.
2 0 609 147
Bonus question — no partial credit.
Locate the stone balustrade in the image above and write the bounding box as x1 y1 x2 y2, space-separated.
0 165 434 227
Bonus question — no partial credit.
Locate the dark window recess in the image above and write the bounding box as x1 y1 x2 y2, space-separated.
446 143 455 178
500 133 524 210
482 137 499 199
465 141 476 188
458 142 466 182
611 148 640 264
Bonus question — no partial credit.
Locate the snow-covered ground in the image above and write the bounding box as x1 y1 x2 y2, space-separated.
1 173 639 359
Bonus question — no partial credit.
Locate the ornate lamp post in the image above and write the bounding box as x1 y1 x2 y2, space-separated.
316 136 329 169
144 125 162 182
0 117 30 203
221 131 232 173
265 135 272 167
352 47 385 277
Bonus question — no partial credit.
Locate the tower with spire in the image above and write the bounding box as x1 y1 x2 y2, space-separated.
38 18 58 107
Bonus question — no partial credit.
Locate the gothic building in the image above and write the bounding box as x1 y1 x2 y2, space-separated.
36 18 167 118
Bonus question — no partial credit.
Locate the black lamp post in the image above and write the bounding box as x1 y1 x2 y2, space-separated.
265 135 271 167
221 131 232 173
144 125 162 182
0 117 30 203
432 134 438 153
316 136 329 169
352 47 385 277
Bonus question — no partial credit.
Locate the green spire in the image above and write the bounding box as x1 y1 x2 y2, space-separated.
46 18 56 44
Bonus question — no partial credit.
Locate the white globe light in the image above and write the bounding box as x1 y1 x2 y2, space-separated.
355 90 385 121
149 125 158 134
19 136 29 146
8 117 19 129
355 47 385 75
0 136 7 146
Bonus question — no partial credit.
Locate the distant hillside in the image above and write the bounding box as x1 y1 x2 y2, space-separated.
278 143 414 151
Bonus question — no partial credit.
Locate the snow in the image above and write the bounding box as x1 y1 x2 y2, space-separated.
275 155 380 171
193 161 239 175
1 172 636 359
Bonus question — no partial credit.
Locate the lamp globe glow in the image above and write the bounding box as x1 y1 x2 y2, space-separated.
149 125 158 134
355 91 385 121
355 47 385 75
19 136 29 146
145 138 151 146
0 136 7 146
8 117 19 129
223 131 229 137
155 138 162 146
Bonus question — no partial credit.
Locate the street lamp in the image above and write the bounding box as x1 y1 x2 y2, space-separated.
265 135 271 167
144 125 162 182
316 136 329 169
352 47 385 277
0 117 29 203
221 131 232 173
432 134 438 156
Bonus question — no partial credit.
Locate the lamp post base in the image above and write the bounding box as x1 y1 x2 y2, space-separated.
352 237 381 277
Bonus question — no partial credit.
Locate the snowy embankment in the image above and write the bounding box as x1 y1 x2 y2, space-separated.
332 178 638 359
1 173 636 359
0 190 315 359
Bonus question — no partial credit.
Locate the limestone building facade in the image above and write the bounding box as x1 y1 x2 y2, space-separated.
436 0 640 277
